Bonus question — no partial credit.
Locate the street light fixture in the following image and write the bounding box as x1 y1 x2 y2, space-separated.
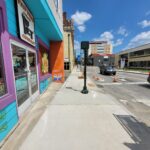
81 41 89 94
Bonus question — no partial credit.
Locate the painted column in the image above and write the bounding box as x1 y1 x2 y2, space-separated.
50 41 64 82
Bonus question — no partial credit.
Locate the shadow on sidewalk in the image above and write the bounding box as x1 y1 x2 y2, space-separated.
139 84 150 89
66 86 81 92
114 114 150 150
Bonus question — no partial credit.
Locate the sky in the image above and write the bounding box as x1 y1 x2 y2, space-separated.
63 0 150 56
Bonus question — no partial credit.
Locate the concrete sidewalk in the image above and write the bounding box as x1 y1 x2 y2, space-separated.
2 68 137 150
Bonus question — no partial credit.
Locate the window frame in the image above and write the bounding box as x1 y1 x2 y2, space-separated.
0 34 7 96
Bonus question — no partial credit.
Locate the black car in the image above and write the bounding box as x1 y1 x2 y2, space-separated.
147 72 150 83
100 65 116 75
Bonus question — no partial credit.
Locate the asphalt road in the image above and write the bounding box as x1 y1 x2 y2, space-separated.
87 66 150 126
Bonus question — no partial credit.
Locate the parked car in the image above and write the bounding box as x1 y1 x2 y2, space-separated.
100 65 116 75
147 72 150 83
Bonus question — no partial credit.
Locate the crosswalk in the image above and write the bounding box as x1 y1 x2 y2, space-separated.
98 81 149 86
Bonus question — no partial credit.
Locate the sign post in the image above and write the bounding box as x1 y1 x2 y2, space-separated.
81 41 89 94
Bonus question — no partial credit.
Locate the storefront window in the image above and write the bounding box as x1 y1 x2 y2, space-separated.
54 0 59 11
39 45 49 75
0 42 7 97
64 62 70 70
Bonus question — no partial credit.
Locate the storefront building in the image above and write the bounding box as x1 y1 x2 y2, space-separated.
115 43 150 69
0 0 64 144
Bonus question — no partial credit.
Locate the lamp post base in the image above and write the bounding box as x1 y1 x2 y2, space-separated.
81 87 89 94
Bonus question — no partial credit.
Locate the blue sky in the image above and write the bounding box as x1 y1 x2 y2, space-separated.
63 0 150 55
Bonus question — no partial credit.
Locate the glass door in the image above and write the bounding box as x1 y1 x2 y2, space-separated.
11 43 39 115
12 45 30 107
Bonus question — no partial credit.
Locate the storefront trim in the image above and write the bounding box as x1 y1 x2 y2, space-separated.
9 34 35 50
0 1 16 110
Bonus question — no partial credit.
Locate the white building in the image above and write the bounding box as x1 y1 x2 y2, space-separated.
88 41 112 56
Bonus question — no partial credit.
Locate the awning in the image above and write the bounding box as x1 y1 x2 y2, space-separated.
24 0 63 41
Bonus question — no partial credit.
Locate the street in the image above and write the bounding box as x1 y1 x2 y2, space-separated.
87 66 150 126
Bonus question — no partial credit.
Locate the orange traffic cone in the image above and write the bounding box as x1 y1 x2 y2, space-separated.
112 75 118 82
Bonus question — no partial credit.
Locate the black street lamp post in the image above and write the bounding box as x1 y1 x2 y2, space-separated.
68 33 71 71
81 41 89 94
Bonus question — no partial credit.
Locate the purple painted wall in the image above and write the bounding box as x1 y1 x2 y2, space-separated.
0 0 52 110
0 0 16 110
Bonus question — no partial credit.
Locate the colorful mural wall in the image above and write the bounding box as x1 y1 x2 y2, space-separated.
0 0 64 144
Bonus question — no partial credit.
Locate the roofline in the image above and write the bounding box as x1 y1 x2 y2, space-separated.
117 43 150 55
89 41 108 44
90 53 115 57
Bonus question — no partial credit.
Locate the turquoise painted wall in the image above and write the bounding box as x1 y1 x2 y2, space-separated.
40 77 52 94
5 0 18 37
0 101 18 142
5 0 50 47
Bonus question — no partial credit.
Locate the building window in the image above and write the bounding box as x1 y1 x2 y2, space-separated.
39 45 49 75
0 42 7 97
64 62 70 70
54 0 59 11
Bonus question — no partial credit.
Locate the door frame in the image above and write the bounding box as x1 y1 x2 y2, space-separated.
10 39 39 116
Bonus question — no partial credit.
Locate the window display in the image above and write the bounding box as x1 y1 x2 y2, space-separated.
39 45 49 75
42 53 49 74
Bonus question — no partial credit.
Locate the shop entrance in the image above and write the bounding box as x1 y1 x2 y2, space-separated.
11 42 39 115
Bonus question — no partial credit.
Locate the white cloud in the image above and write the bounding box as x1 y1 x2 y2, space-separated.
117 26 128 37
138 20 150 28
93 31 114 42
78 25 86 32
146 11 150 16
113 39 123 47
100 31 114 41
126 31 150 49
74 40 80 50
93 31 123 47
71 11 92 32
